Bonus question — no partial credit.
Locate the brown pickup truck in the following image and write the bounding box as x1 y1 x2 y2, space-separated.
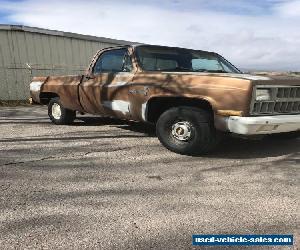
30 44 300 155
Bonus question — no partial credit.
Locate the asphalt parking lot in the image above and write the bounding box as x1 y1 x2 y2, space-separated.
0 106 299 249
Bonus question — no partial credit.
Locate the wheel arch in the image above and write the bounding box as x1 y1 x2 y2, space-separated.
144 96 215 123
39 92 60 105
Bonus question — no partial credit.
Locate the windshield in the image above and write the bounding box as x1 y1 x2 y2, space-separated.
135 46 240 73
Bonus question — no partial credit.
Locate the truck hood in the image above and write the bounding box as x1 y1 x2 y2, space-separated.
250 75 300 86
162 72 300 86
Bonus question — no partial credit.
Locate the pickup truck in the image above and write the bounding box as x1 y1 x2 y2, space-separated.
30 44 300 155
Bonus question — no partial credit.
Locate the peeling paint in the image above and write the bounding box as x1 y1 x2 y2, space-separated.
103 100 130 114
142 102 147 121
29 81 43 92
106 82 128 87
225 74 271 81
162 72 271 81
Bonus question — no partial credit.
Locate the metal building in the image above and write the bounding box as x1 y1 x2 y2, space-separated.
0 25 134 101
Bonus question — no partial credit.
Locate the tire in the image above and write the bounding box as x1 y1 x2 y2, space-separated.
268 131 300 140
156 106 221 155
48 97 76 125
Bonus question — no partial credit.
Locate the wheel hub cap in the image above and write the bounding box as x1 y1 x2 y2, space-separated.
52 103 62 119
171 121 192 141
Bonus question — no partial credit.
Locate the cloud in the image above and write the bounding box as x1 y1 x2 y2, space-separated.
275 0 300 17
1 0 300 71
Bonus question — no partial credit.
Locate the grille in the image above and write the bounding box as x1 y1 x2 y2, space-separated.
277 87 300 99
251 86 300 115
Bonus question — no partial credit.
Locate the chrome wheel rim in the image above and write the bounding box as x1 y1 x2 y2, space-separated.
52 103 62 120
171 121 193 141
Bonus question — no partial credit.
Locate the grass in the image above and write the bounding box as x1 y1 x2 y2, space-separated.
0 99 32 107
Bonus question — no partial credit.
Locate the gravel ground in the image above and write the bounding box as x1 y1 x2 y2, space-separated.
0 106 299 250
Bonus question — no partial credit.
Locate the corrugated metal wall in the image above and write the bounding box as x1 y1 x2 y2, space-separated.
0 25 133 100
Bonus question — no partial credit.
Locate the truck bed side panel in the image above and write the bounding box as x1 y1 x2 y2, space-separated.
42 75 84 112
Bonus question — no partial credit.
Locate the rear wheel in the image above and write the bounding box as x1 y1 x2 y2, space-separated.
48 97 76 125
156 106 221 155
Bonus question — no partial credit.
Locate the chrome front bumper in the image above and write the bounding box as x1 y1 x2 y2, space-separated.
222 114 300 135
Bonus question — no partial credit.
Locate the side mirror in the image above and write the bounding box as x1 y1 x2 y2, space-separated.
85 74 95 80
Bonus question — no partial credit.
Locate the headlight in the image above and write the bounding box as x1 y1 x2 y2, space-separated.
256 89 271 101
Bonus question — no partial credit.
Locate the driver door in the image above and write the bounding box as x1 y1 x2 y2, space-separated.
79 48 134 116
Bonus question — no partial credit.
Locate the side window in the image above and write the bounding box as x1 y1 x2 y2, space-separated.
220 60 233 72
192 58 222 71
140 57 178 71
93 49 132 74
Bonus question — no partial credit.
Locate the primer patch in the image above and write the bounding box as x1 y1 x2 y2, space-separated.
103 100 130 114
142 102 147 121
29 81 43 92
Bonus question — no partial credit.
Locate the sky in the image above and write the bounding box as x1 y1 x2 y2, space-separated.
0 0 300 71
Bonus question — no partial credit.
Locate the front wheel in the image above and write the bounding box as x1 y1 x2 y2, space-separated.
156 106 221 155
48 97 76 125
